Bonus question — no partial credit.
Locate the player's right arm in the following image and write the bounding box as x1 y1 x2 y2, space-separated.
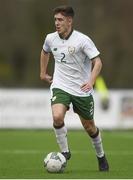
40 50 53 83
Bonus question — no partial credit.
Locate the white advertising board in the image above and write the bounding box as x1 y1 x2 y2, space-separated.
0 89 133 129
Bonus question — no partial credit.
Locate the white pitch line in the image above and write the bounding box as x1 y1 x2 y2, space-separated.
0 149 133 155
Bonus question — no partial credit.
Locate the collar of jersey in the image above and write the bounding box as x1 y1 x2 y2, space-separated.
59 29 73 40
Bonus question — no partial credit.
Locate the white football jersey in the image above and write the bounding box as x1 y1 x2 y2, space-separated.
43 30 100 97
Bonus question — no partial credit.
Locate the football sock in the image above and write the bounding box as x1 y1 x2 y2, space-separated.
53 123 69 153
90 128 104 158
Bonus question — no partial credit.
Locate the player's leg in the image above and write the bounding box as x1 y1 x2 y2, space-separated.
80 117 109 171
80 117 104 155
80 118 105 158
51 88 71 160
72 94 109 171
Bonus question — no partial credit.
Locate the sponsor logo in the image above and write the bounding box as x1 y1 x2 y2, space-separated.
53 48 57 51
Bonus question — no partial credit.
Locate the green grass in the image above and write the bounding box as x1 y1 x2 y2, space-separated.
0 129 133 179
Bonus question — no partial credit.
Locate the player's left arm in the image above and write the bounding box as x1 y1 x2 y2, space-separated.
91 56 102 86
81 56 102 92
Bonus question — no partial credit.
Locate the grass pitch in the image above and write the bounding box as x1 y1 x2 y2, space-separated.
0 129 133 179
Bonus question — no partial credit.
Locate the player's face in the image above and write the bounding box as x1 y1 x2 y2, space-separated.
54 13 72 37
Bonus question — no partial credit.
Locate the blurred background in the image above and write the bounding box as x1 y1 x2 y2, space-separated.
0 0 133 129
0 0 133 89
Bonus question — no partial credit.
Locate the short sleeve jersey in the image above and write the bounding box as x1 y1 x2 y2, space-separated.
43 30 100 97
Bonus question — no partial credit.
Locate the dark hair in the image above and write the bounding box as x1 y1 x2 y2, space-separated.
53 5 74 18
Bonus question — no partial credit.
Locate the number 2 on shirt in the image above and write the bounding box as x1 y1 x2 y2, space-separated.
61 53 66 63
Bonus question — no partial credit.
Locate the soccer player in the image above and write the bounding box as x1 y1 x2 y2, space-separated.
40 5 109 171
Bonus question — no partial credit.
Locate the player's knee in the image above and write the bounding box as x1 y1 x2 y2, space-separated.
85 125 95 135
53 114 64 126
83 122 96 136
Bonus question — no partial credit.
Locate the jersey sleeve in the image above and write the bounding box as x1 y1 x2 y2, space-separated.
82 37 100 60
43 35 51 53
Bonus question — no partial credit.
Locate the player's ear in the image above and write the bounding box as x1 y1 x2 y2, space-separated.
67 16 73 24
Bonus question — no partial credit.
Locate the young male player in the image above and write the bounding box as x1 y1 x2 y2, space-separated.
40 5 109 171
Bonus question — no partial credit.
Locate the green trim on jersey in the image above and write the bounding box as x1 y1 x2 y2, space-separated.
51 88 94 120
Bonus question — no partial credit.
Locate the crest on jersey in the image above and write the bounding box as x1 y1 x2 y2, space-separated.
68 46 75 54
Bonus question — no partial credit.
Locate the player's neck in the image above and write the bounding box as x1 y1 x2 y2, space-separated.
59 28 73 40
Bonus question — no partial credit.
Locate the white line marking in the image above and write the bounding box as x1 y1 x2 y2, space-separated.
0 150 133 155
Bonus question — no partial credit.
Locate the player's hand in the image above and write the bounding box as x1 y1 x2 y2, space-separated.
80 82 92 92
40 73 53 84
